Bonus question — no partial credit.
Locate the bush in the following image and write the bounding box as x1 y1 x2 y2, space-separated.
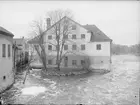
16 52 29 73
82 57 92 72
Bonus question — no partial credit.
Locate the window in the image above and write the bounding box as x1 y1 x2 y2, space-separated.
64 45 68 50
3 76 6 80
64 35 68 39
72 45 77 50
72 60 77 66
65 56 68 60
81 60 85 65
81 44 85 50
72 34 76 39
81 34 85 39
72 25 76 30
48 45 52 50
2 44 6 57
18 44 22 46
48 60 52 65
96 44 101 50
64 56 68 67
48 35 52 40
8 44 10 57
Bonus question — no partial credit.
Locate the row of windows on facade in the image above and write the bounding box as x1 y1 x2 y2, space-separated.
1 44 11 57
48 44 101 51
48 59 85 66
48 34 85 40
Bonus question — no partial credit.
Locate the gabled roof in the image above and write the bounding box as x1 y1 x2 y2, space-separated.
0 26 14 37
83 25 112 42
28 16 112 44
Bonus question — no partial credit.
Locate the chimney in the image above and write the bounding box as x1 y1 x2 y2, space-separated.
46 18 51 29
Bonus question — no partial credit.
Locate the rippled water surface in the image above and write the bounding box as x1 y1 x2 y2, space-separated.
1 55 140 104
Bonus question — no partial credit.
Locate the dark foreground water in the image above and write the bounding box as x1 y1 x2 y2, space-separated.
1 55 140 105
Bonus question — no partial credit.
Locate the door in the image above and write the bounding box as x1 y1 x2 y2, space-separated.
64 56 68 67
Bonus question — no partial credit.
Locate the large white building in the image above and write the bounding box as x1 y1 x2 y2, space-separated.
0 26 14 93
29 16 112 70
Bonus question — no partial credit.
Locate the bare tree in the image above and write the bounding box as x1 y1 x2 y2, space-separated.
45 9 74 70
29 9 90 71
28 17 48 71
23 49 35 84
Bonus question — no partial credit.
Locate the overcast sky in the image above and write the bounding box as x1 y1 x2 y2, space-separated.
0 1 139 45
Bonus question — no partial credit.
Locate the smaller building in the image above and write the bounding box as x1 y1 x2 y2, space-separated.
13 37 29 54
13 37 29 66
0 26 14 93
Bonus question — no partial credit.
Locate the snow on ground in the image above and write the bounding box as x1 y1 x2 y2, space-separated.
21 86 46 95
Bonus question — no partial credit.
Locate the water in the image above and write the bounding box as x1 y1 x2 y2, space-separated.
1 54 140 104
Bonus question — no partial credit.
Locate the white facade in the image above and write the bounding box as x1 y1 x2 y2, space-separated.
86 42 111 56
43 18 111 68
0 34 14 93
29 17 112 69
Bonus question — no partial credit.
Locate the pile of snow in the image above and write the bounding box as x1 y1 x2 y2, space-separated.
21 86 46 95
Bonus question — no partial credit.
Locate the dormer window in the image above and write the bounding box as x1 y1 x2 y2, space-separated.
72 25 76 30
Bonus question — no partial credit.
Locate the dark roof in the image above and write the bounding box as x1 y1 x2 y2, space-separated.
83 25 112 42
0 26 14 37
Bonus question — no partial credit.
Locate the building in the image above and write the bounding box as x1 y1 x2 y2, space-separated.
13 37 29 52
13 37 29 62
28 16 112 70
0 26 14 93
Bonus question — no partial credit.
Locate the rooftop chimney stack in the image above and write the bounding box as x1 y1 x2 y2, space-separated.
46 18 51 29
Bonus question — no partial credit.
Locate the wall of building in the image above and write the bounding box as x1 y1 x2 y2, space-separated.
0 35 14 93
32 18 111 70
86 42 111 56
43 18 91 54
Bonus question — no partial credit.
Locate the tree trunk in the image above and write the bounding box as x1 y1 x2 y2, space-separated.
23 66 29 84
57 61 60 71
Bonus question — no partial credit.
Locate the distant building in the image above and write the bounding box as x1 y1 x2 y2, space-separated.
13 37 29 64
13 37 29 53
28 16 112 70
0 26 14 93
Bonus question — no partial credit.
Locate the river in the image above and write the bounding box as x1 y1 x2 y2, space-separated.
1 54 140 105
